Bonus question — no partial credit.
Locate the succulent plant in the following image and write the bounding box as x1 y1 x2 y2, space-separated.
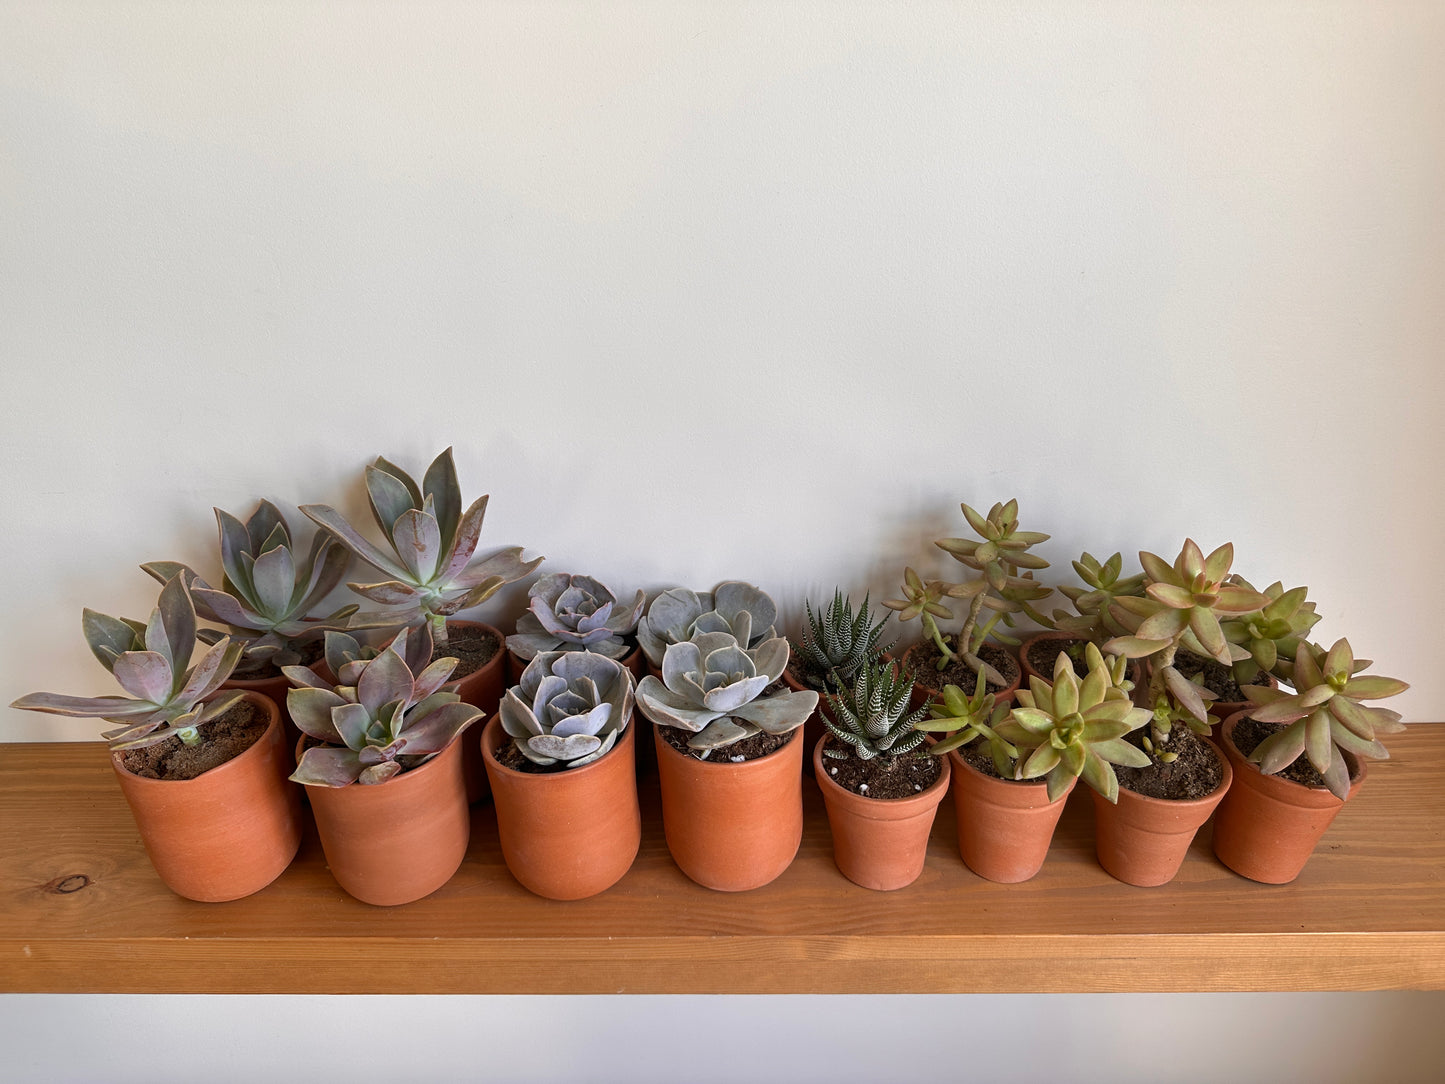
1050 551 1147 641
500 651 636 769
1221 577 1320 686
300 448 542 648
12 576 245 751
913 669 1017 774
636 581 778 668
1241 639 1408 800
283 626 483 786
321 625 435 687
821 659 929 761
793 590 892 690
508 573 645 661
636 630 818 758
999 649 1153 802
143 500 361 671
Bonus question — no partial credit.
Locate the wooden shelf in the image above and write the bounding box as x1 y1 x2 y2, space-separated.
3 727 1443 994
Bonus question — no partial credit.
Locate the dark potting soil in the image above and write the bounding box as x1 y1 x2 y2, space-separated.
905 639 1019 697
228 638 326 682
432 625 502 679
1229 715 1356 789
819 737 941 798
658 721 792 763
954 739 1030 782
118 698 268 781
1025 637 1092 679
1174 650 1268 704
1113 725 1224 800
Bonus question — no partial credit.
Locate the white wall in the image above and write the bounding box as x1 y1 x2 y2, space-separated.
3 1 1442 1077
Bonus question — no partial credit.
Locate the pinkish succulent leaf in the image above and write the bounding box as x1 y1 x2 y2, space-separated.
422 448 462 555
247 543 297 620
82 609 143 674
176 639 243 703
300 503 410 582
292 745 367 787
112 651 174 703
391 507 441 584
396 700 481 755
9 692 156 717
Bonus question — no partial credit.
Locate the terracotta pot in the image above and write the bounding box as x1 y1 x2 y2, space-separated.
1210 711 1365 884
1090 740 1233 887
111 691 302 902
903 640 1022 713
302 730 471 906
653 725 804 892
438 619 507 804
947 749 1074 882
783 664 832 776
813 736 951 890
481 714 641 900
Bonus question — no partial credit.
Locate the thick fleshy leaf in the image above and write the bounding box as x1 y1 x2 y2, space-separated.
1164 666 1210 724
176 639 243 703
436 494 490 583
1329 719 1387 761
295 534 351 613
552 703 612 738
500 689 543 738
366 462 420 539
281 664 333 691
1319 752 1351 801
248 543 297 619
1022 742 1062 779
713 581 777 638
1147 583 1195 609
1138 550 1174 585
606 589 646 634
287 687 347 743
1136 607 1190 643
411 657 459 702
1214 585 1269 614
1304 708 1334 775
1201 542 1233 583
154 575 198 682
529 732 604 760
190 586 259 630
1091 737 1152 768
449 546 543 591
1248 694 1310 724
422 448 462 555
301 503 410 581
729 689 819 733
292 745 367 787
636 676 722 732
10 692 156 718
1189 608 1231 664
390 507 442 584
348 580 427 605
1328 696 1390 740
1253 721 1308 775
112 651 173 704
329 701 373 750
356 646 415 716
214 508 256 595
702 674 769 713
398 701 482 755
688 717 756 751
1342 675 1409 700
749 636 789 683
83 609 144 673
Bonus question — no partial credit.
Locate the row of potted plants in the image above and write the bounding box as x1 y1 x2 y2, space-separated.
11 464 1410 907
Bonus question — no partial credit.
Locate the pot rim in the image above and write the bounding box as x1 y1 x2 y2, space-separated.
1112 735 1233 810
812 734 951 811
481 710 636 782
1220 709 1363 794
111 689 281 790
653 720 803 771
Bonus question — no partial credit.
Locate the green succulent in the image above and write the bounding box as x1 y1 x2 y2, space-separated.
1221 577 1320 686
913 668 1017 775
1051 551 1147 641
795 590 891 690
821 660 929 761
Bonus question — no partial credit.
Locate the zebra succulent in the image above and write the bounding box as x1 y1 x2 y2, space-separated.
821 660 929 761
508 573 645 661
500 651 635 769
636 630 818 757
637 581 778 668
11 576 244 751
793 590 891 691
301 448 542 648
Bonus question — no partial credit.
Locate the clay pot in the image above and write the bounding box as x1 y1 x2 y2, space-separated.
903 640 1022 713
1210 711 1365 884
439 620 508 804
481 714 641 900
947 750 1074 882
111 691 302 902
1090 740 1233 887
653 725 805 892
813 737 951 890
302 730 471 906
783 664 834 776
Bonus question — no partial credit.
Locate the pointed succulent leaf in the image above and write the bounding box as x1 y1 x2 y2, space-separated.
82 609 144 673
356 645 415 716
390 507 442 585
175 638 243 704
292 745 368 787
421 448 462 555
111 651 174 704
301 503 410 581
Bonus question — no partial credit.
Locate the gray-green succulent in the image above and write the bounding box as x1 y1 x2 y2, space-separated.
508 573 645 661
637 581 778 668
500 650 635 769
794 590 891 691
821 660 928 761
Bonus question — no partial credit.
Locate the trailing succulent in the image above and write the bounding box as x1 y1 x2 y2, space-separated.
793 590 891 691
12 576 244 750
1241 639 1408 800
636 629 818 758
283 627 483 786
508 573 645 661
500 651 635 769
821 660 928 761
636 581 777 669
301 448 542 647
144 499 360 672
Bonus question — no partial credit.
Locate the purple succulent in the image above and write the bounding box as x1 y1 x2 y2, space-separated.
508 573 644 661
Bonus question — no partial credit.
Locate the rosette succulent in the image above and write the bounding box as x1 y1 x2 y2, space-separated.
914 669 1018 774
283 627 483 786
1221 577 1320 686
12 576 244 751
794 590 891 691
301 448 542 647
143 500 360 671
821 660 928 761
636 630 818 757
1050 551 1147 641
637 581 778 668
508 573 645 661
500 651 636 768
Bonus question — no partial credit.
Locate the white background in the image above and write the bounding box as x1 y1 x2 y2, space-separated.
3 3 1442 1080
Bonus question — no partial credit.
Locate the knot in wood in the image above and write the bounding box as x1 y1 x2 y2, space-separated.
46 874 91 894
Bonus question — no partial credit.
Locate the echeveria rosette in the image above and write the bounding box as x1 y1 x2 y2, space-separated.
11 575 245 751
321 625 436 688
283 627 482 786
636 581 778 668
300 448 542 647
143 499 362 668
508 573 645 661
1240 639 1408 801
636 630 818 756
500 650 635 768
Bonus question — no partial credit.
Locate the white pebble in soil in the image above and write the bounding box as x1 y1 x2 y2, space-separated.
730 755 745 763
858 784 868 793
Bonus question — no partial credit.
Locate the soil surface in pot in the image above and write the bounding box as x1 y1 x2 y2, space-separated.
953 740 1032 782
433 625 502 679
819 737 941 798
1025 637 1094 679
228 638 325 682
118 698 269 781
1229 715 1342 788
907 640 1018 696
1174 650 1268 703
658 723 790 763
1113 725 1223 799
494 731 629 774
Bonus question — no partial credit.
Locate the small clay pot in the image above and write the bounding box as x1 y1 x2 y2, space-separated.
111 691 302 902
813 737 951 891
440 619 508 804
653 725 805 892
1210 711 1365 884
302 731 471 906
947 750 1074 883
903 640 1022 713
1090 741 1233 887
482 714 641 900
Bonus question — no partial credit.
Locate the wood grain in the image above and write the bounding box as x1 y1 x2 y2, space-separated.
2 728 1443 993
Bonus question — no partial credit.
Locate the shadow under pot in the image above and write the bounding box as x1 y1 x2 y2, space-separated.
1210 711 1365 885
653 726 804 892
299 731 471 906
946 749 1074 883
481 714 642 901
111 691 302 902
813 736 951 891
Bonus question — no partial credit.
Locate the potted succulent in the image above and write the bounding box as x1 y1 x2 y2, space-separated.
11 576 302 901
482 651 640 900
1212 638 1408 883
283 627 483 905
506 572 646 681
812 659 946 891
884 500 1051 707
635 627 818 891
1024 550 1146 684
300 447 542 799
1200 576 1320 721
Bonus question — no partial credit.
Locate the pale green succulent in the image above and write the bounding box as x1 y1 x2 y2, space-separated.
821 660 929 761
1051 551 1147 641
794 590 891 691
636 581 777 668
913 669 1017 773
1221 577 1320 686
500 650 635 769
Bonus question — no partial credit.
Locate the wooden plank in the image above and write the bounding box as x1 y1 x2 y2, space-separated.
2 727 1443 993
